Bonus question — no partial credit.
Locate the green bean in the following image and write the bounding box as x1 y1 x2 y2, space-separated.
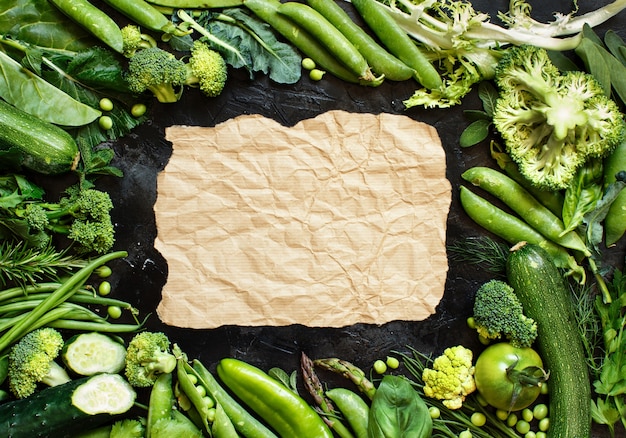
326 388 369 438
350 0 442 89
459 186 586 281
305 0 415 81
277 1 376 82
462 166 590 256
47 0 124 53
244 0 380 85
101 0 188 36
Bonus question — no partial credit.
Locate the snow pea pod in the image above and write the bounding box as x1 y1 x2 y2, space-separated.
217 358 334 438
459 186 586 281
277 1 377 82
350 0 442 89
462 166 590 256
326 388 369 438
305 0 415 81
47 0 124 53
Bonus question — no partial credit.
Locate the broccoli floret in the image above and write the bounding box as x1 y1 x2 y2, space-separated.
472 279 537 348
125 47 187 103
22 186 116 254
124 332 177 388
422 345 476 410
8 327 71 399
492 45 626 190
121 25 157 58
184 40 228 98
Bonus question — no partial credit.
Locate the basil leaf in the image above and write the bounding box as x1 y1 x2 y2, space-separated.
368 375 432 438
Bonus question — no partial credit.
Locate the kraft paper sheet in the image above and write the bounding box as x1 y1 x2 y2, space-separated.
154 110 451 328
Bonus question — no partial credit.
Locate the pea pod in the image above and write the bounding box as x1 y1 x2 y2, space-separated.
462 166 590 256
603 140 626 245
191 359 278 438
101 0 190 36
177 360 213 432
326 388 369 438
244 0 377 85
217 358 333 438
147 373 175 437
277 1 377 82
305 0 415 81
47 0 124 53
350 0 442 89
459 186 586 282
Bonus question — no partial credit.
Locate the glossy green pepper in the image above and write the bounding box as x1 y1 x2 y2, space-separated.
217 358 333 438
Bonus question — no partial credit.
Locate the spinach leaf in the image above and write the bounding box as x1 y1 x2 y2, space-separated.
0 0 95 51
368 375 433 438
0 49 101 126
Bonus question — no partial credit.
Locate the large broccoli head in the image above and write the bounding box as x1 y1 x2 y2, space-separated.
7 327 71 399
472 279 537 348
492 44 625 190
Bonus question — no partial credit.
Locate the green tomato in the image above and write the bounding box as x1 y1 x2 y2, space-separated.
474 342 545 412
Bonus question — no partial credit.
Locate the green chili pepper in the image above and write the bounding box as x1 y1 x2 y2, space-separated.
217 358 334 438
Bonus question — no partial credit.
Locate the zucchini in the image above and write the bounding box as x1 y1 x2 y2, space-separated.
61 332 127 376
506 242 591 438
0 373 136 438
0 99 79 175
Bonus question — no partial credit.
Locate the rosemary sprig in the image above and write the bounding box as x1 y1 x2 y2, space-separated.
0 241 87 287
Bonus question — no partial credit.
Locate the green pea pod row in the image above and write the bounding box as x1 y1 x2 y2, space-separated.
276 1 379 83
305 0 415 81
459 186 586 282
350 0 442 89
217 357 334 438
462 166 590 256
244 0 380 85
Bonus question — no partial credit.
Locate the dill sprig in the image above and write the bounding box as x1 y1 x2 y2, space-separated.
0 241 87 287
447 236 509 276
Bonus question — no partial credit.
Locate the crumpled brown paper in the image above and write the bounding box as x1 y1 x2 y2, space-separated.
154 110 451 328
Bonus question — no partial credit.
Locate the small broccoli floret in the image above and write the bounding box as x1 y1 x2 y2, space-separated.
8 327 71 399
124 332 177 388
472 279 537 348
121 25 157 58
184 40 228 98
126 47 187 103
422 345 476 410
492 45 626 190
23 204 49 232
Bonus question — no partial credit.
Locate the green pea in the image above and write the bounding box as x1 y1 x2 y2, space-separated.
99 98 114 112
301 57 316 70
107 305 122 319
309 68 326 81
98 281 112 296
385 356 399 369
428 406 440 419
131 103 147 118
99 115 113 131
373 359 387 374
471 412 486 427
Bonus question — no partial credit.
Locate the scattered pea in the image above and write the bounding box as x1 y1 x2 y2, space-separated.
522 408 534 423
95 265 112 278
301 57 316 70
107 305 122 319
98 280 112 296
506 413 518 428
99 97 114 111
525 432 536 438
386 356 400 369
515 420 531 435
373 359 387 374
533 403 548 420
535 432 547 438
459 429 472 438
131 103 147 118
98 115 113 131
428 406 441 419
309 68 326 81
538 417 550 432
470 412 486 427
495 409 508 421
478 334 491 345
540 382 549 395
466 316 476 329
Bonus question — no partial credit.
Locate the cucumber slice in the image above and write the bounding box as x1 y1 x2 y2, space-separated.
62 332 127 376
72 374 136 415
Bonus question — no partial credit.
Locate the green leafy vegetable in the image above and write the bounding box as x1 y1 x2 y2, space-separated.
368 374 432 438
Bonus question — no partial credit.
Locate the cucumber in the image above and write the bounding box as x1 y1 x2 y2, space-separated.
506 242 591 438
0 99 79 175
61 332 127 376
0 373 136 438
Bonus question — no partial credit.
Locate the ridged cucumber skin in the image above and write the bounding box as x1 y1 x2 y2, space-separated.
506 243 591 438
0 99 79 175
0 376 125 438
